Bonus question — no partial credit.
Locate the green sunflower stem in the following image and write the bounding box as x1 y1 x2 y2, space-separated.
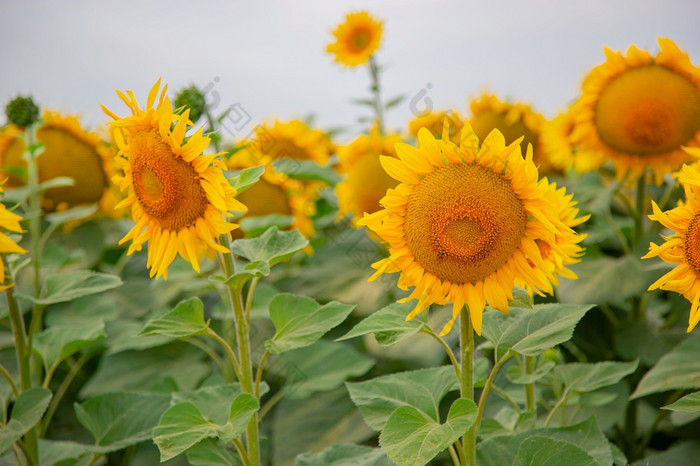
459 309 476 466
524 355 536 413
633 175 645 248
368 56 384 134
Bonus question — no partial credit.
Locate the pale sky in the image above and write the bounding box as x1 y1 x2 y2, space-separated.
2 0 699 140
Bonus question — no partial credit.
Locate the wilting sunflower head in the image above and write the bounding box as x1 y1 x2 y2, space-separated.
245 119 332 166
0 186 27 285
359 122 587 335
643 161 700 332
408 110 464 144
540 108 577 172
335 126 402 225
101 79 246 279
326 11 383 67
571 37 700 184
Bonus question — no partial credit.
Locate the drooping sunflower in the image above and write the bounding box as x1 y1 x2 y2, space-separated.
0 111 119 213
408 110 464 144
360 123 586 335
0 187 27 285
335 126 402 225
101 79 246 279
326 11 383 67
540 108 577 172
571 37 700 184
246 119 333 165
643 157 700 331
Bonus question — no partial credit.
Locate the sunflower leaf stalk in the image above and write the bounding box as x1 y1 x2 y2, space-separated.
459 309 476 466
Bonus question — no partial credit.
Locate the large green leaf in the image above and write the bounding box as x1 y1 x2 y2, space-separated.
346 366 459 431
337 302 428 346
0 388 52 452
227 165 265 195
633 440 700 466
231 226 308 269
172 383 268 425
518 436 598 466
554 360 638 393
295 444 392 466
38 439 92 466
186 438 243 466
632 335 700 399
481 305 592 357
663 391 700 413
379 398 477 466
266 294 355 354
139 297 209 338
33 320 105 371
153 393 259 462
74 392 171 452
268 341 374 399
20 270 122 305
273 159 342 185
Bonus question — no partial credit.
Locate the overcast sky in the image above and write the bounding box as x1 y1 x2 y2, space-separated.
2 0 699 141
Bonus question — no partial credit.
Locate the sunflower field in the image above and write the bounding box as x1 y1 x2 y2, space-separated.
1 3 700 466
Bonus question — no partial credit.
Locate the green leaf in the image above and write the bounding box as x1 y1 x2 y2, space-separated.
632 335 700 399
172 383 268 425
635 440 700 466
518 436 598 466
44 204 98 228
506 361 555 384
554 360 638 393
0 388 52 452
227 165 265 195
337 302 428 346
266 294 355 354
346 366 459 431
481 304 592 357
33 320 105 371
269 341 374 399
231 226 308 269
273 159 342 185
139 297 209 338
663 391 700 412
153 394 259 462
38 176 75 191
38 439 92 466
379 398 477 466
21 270 122 305
210 260 271 289
239 215 295 237
385 95 407 110
186 438 242 466
74 392 171 452
295 444 392 466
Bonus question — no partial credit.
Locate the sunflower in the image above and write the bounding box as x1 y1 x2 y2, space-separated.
540 108 577 172
408 110 464 144
0 187 27 285
0 111 118 213
571 37 700 184
359 123 586 335
246 119 332 165
643 157 700 331
335 126 402 225
326 11 383 67
101 79 246 279
468 92 555 173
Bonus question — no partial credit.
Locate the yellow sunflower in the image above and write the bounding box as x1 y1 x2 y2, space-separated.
0 187 27 285
101 79 246 279
0 111 119 213
326 11 383 67
246 119 332 165
571 37 700 184
468 92 555 173
643 156 700 331
408 110 464 144
540 108 577 172
360 123 586 335
335 126 402 225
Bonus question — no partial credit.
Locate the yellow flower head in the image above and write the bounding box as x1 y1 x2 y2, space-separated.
245 119 332 166
408 110 464 144
571 37 700 184
360 122 587 335
643 153 700 332
335 126 402 225
101 79 246 279
326 11 383 67
0 186 27 285
540 108 577 172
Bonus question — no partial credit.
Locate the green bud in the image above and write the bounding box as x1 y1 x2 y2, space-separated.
542 348 562 365
173 85 206 123
5 95 40 128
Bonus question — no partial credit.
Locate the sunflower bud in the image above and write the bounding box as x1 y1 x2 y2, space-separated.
173 85 206 123
5 96 40 128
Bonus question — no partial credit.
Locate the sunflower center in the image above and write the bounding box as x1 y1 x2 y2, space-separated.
684 212 700 275
595 65 700 156
351 29 371 52
130 130 208 230
405 163 527 284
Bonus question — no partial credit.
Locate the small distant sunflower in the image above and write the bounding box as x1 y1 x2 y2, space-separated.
326 11 383 67
643 158 700 331
335 126 402 225
101 79 246 279
360 123 585 335
408 110 464 144
540 108 577 172
468 92 554 173
247 119 332 165
0 111 117 213
572 37 700 184
0 187 27 285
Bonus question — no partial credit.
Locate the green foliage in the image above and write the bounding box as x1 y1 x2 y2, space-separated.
231 226 308 270
33 320 105 371
0 388 52 453
295 444 392 466
338 301 428 345
239 215 296 237
273 159 342 185
663 391 700 412
227 165 265 194
553 360 638 393
632 335 700 399
19 270 122 305
139 297 209 338
517 437 598 466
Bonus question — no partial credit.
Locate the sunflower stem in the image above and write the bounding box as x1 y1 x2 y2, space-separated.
459 309 476 466
524 355 536 414
633 175 645 248
368 56 384 134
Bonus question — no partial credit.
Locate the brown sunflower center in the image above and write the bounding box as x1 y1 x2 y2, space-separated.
405 163 527 284
130 130 208 230
350 29 371 52
595 65 700 156
684 212 700 275
347 152 398 217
